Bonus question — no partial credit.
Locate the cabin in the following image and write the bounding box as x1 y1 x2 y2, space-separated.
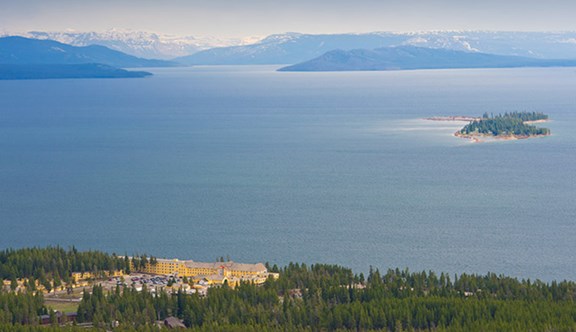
39 312 78 325
164 316 186 329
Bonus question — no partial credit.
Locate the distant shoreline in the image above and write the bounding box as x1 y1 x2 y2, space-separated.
0 63 152 80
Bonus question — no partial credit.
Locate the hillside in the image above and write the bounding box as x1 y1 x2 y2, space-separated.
175 32 406 65
0 36 178 68
278 46 576 71
175 31 576 65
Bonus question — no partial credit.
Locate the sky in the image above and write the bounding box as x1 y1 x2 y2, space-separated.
2 0 576 38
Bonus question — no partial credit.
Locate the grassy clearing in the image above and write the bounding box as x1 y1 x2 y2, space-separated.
45 300 79 313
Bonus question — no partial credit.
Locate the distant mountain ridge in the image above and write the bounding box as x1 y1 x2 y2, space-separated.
278 46 576 72
176 31 576 65
6 30 576 64
0 36 177 68
0 36 176 79
1 30 262 59
175 32 405 65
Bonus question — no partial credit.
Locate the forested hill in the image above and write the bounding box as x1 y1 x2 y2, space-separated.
278 46 576 72
0 37 177 68
0 36 176 79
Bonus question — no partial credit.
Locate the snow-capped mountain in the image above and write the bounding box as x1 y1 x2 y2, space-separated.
176 31 576 65
5 30 576 64
1 30 262 59
390 31 576 58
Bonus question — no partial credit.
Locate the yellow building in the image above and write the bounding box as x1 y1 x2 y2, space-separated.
71 272 96 283
191 275 240 288
135 258 268 279
71 270 124 283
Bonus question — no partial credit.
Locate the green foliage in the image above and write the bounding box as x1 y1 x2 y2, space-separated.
0 325 87 332
69 264 576 331
0 288 46 325
0 246 127 283
461 111 550 137
76 285 159 328
2 247 576 331
0 247 157 288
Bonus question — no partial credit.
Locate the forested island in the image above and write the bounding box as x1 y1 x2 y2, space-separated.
2 246 576 331
455 111 550 140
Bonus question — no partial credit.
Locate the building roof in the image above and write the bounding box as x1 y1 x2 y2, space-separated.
147 257 267 273
164 316 186 328
184 261 267 273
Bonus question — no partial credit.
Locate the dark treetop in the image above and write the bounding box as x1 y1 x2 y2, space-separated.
458 111 550 138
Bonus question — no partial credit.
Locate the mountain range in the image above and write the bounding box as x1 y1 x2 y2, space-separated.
1 30 262 59
3 31 576 78
176 31 576 65
278 46 576 72
0 36 177 68
0 36 180 79
4 30 576 65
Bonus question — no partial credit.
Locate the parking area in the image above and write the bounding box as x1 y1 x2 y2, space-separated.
99 273 190 293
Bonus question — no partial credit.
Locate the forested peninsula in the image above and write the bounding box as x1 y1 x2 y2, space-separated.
2 246 576 331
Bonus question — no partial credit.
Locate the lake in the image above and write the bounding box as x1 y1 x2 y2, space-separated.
0 66 575 281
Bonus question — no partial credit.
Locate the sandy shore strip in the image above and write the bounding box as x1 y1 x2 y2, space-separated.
424 116 480 122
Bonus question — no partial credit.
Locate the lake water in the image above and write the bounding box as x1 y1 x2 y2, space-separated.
1 66 575 281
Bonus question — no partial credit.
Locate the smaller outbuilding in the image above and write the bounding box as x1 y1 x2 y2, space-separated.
164 316 186 329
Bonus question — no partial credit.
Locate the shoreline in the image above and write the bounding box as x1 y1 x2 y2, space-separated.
454 131 551 142
524 119 549 124
424 116 480 122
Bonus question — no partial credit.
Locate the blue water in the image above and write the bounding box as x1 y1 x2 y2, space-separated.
1 66 575 281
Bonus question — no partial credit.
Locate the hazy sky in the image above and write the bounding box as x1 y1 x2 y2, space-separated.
2 0 576 38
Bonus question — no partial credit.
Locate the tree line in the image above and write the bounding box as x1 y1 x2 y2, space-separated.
460 111 550 137
2 247 576 331
73 264 576 331
0 289 46 326
0 247 156 291
481 111 548 122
